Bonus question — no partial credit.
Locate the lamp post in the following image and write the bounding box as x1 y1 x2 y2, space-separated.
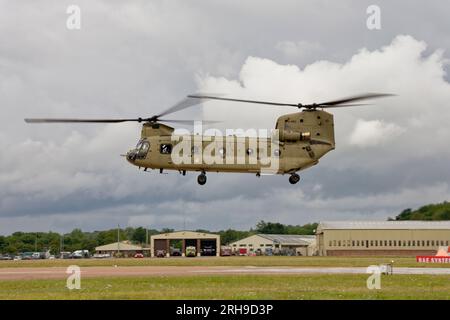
117 225 120 257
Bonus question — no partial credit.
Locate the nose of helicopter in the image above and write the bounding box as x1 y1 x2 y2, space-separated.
125 150 137 163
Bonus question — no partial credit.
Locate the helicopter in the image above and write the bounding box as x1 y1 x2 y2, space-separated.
25 93 393 185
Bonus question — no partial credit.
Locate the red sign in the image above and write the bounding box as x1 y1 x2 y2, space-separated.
416 256 450 263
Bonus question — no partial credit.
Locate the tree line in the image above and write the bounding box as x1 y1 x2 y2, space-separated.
390 201 450 221
0 221 318 255
2 201 448 255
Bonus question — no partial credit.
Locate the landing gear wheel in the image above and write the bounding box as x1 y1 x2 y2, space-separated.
197 173 207 185
289 173 300 185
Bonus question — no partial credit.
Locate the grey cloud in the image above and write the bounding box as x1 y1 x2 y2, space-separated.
1 1 450 234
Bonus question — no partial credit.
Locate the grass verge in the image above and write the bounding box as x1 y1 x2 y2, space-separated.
0 274 449 299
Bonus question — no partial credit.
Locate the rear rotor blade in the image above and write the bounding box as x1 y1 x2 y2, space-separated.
188 93 394 109
188 95 298 107
316 93 395 107
314 103 371 108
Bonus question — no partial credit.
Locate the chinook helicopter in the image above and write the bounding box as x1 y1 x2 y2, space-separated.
25 93 393 185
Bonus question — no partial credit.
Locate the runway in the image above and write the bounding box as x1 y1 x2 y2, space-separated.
1 265 450 280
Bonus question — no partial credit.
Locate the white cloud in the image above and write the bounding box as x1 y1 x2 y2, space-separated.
349 119 405 147
199 35 450 169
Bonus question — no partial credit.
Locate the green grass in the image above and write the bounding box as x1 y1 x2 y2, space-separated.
0 274 449 299
0 256 447 268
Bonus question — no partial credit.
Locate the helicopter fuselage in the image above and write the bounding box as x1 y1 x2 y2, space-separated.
126 109 335 181
25 92 391 185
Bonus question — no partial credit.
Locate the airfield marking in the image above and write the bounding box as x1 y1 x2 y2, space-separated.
190 266 450 275
1 265 450 280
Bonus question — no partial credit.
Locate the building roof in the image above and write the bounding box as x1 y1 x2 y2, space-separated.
151 230 219 240
258 234 316 246
95 241 142 251
317 221 450 232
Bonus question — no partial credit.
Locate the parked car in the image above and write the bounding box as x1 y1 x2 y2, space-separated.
185 246 196 257
59 251 72 259
71 250 90 259
0 254 13 260
238 248 247 256
171 248 182 256
13 256 22 261
92 253 112 259
220 246 232 256
20 252 33 260
31 251 50 259
134 253 144 258
201 246 216 256
156 250 166 258
31 252 41 259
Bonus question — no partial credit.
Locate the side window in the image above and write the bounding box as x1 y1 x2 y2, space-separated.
160 144 172 154
191 145 200 155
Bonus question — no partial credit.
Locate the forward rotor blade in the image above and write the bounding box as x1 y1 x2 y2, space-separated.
156 97 207 118
316 93 395 107
188 95 298 107
159 119 221 125
24 118 144 124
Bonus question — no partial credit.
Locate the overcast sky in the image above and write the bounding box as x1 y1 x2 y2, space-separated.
1 0 450 234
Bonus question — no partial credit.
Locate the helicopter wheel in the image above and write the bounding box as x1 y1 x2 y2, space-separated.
197 173 207 185
289 173 300 185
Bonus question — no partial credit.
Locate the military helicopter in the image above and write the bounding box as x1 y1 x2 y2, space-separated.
25 93 393 185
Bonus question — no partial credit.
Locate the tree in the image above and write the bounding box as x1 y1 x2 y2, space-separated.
395 208 412 220
256 221 286 234
393 202 450 221
132 227 147 244
0 236 6 253
219 229 252 245
96 229 127 246
125 227 135 241
286 223 318 235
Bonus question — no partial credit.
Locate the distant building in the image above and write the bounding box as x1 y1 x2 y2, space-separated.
229 234 317 256
150 231 220 257
316 221 450 256
95 241 147 257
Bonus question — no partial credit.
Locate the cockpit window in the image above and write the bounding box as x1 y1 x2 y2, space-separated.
135 139 143 150
136 141 150 159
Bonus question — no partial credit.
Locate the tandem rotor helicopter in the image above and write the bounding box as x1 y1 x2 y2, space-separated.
25 93 393 185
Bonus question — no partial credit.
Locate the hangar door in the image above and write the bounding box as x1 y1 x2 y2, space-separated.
154 239 167 251
200 239 217 256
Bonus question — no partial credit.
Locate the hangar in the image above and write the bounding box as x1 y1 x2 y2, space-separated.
316 221 450 256
229 234 316 256
95 241 147 257
150 231 220 257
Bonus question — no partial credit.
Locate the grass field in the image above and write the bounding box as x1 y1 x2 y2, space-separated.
1 274 449 299
0 256 447 268
1 256 449 299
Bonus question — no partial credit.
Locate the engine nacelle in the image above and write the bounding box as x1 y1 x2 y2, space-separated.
279 130 311 142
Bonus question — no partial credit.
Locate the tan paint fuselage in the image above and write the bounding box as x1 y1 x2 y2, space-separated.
127 109 335 175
